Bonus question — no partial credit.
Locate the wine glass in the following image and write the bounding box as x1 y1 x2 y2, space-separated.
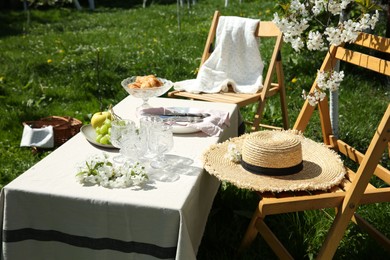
145 121 179 182
149 123 174 169
110 119 136 163
139 115 163 159
121 77 173 113
120 126 148 163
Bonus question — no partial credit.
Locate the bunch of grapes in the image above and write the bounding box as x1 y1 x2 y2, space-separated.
95 118 112 145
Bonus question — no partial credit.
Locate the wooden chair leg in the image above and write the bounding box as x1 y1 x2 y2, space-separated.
353 213 390 252
250 98 264 131
255 218 294 260
239 208 293 259
318 106 390 258
238 209 261 253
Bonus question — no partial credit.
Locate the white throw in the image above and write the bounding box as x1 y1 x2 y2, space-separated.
174 16 264 94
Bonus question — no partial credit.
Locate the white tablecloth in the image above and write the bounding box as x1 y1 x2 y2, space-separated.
0 96 238 260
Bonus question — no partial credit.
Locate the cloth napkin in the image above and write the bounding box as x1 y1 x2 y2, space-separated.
20 125 54 148
139 107 230 136
174 16 264 94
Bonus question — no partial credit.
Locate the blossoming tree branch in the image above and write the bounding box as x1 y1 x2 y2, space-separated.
273 0 381 106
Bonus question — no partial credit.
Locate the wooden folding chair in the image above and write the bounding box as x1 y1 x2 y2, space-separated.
168 10 289 131
238 32 390 258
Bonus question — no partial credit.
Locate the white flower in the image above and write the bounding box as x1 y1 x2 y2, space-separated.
358 10 380 31
303 88 327 106
316 70 344 91
274 0 379 106
307 31 325 51
290 0 309 17
324 26 343 46
340 0 353 10
311 0 325 16
76 154 148 188
328 0 343 15
225 143 241 163
341 19 361 43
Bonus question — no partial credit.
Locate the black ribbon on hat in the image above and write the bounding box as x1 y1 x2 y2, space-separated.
241 160 303 176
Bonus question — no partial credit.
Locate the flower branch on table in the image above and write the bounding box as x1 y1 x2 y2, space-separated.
76 153 148 188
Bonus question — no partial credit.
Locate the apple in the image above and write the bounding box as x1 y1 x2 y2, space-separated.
91 111 112 128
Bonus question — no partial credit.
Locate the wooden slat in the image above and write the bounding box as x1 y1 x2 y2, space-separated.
256 21 282 37
335 47 390 76
260 192 345 215
169 91 262 107
336 139 390 184
354 33 390 54
200 11 220 66
345 168 377 190
259 186 390 216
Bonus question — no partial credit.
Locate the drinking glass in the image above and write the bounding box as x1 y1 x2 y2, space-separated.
140 116 179 182
139 116 163 159
110 119 136 163
120 126 148 163
149 123 174 169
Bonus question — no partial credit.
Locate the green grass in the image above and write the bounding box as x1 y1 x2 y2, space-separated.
1 1 389 259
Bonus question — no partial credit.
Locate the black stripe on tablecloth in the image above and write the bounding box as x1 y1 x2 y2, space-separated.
3 228 176 259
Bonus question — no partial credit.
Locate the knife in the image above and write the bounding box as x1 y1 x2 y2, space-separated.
162 112 210 118
160 116 204 123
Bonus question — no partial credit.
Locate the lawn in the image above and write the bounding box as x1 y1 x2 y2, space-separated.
0 0 389 259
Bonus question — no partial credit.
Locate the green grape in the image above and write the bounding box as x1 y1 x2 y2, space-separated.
100 134 110 145
100 124 109 135
95 126 101 135
96 134 103 143
104 118 112 127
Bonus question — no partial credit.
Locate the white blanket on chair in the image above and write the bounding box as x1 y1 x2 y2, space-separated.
174 16 264 94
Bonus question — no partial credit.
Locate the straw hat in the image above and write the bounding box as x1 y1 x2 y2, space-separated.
203 130 346 193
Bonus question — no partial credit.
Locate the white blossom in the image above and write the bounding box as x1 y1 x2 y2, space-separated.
307 31 326 51
290 0 309 17
311 0 325 16
302 88 327 106
328 0 343 15
341 19 361 43
225 143 241 163
274 0 380 105
76 154 148 188
358 10 380 31
324 26 343 46
316 70 344 91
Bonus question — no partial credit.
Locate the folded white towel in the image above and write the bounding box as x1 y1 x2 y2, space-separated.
139 107 230 136
20 125 54 148
174 16 264 94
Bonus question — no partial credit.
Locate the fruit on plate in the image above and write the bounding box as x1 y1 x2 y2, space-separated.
91 107 121 145
95 118 112 145
91 111 112 128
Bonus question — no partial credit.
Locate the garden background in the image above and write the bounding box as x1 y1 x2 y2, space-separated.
0 0 389 258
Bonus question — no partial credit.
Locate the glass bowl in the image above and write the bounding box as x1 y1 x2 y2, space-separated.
121 76 173 112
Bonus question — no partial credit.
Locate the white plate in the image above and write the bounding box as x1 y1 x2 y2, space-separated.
166 107 202 134
171 124 200 134
81 125 116 149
